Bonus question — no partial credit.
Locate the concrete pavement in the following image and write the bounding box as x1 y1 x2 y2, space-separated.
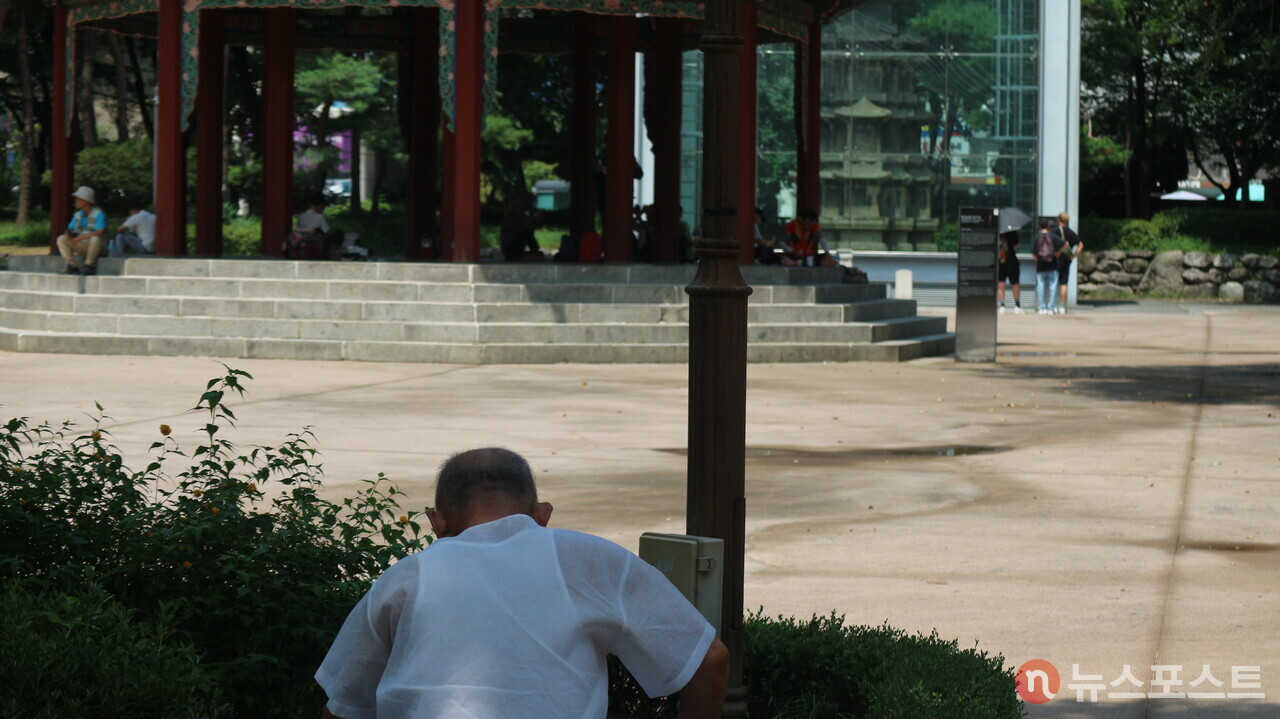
1 300 1277 717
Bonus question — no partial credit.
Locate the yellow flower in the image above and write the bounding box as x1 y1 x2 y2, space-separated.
182 561 193 569
91 430 101 441
399 515 409 525
247 482 257 493
159 424 171 436
211 506 221 515
192 489 202 497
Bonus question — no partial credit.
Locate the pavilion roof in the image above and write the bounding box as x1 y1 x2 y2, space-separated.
53 0 870 131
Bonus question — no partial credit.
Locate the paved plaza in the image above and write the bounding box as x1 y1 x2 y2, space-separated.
2 300 1277 718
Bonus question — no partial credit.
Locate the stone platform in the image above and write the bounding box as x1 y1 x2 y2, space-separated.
0 256 954 363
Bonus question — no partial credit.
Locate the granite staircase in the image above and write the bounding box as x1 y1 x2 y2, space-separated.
0 257 953 363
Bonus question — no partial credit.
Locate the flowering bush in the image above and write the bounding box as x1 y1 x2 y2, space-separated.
0 367 429 718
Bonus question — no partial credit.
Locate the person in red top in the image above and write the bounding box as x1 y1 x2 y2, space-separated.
783 209 837 267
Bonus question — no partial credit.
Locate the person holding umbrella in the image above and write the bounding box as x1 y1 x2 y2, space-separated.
997 208 1032 314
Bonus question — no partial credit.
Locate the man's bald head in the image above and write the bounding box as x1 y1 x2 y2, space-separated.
434 448 539 527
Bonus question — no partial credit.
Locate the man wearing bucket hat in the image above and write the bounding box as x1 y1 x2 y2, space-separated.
56 186 107 275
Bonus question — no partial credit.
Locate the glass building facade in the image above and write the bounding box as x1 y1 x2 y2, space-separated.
682 0 1041 251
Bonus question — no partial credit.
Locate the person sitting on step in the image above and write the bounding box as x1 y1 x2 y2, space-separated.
111 198 157 258
784 209 837 267
56 186 107 276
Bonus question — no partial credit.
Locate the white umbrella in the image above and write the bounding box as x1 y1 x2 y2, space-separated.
1160 189 1208 201
997 207 1032 234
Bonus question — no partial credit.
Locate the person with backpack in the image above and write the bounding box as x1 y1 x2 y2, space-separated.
1033 218 1066 314
1053 213 1082 314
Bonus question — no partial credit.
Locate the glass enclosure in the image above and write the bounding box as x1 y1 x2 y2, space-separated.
682 0 1040 251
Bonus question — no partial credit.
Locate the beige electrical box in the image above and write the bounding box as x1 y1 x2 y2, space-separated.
638 532 724 635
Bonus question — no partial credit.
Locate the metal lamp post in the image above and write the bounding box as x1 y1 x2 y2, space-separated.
687 0 750 715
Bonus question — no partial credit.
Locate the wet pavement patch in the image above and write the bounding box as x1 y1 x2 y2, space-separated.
996 351 1080 358
1179 540 1280 553
659 445 1008 463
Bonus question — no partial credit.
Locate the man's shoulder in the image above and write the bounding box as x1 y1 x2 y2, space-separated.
549 527 631 556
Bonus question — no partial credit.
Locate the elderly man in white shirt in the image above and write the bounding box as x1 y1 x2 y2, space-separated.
316 448 729 719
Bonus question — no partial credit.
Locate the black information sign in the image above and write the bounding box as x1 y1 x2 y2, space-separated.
955 207 998 362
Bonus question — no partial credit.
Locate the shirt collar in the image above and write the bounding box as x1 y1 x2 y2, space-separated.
447 514 539 544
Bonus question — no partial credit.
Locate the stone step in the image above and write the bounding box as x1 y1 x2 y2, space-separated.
0 306 942 346
8 256 852 287
1 258 950 364
0 285 913 325
0 329 954 364
0 274 887 306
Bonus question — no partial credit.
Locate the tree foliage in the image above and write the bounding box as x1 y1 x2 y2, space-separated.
1082 0 1280 216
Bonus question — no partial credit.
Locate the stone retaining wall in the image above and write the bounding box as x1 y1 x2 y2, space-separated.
1076 250 1279 302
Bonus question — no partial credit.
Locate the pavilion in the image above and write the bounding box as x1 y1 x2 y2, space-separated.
47 0 861 264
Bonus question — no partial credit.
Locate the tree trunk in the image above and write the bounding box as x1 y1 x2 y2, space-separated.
107 33 130 141
1220 144 1241 208
313 99 332 197
126 36 154 141
1122 76 1134 218
1186 132 1229 200
370 148 387 215
349 126 362 215
16 12 36 226
1131 56 1151 218
78 28 100 147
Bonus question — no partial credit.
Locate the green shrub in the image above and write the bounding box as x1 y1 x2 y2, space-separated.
0 219 51 247
1083 209 1280 255
606 612 1022 719
0 367 430 718
222 216 264 256
1173 208 1280 253
226 155 263 212
1079 216 1123 251
934 221 959 252
744 612 1021 719
0 581 228 718
73 139 154 211
326 202 407 257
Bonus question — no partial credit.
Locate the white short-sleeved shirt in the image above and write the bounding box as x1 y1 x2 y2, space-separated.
296 208 330 234
121 210 157 251
316 514 715 719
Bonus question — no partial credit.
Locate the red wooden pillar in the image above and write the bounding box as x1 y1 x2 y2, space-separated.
50 3 73 250
261 8 296 257
406 7 440 258
441 1 483 263
195 8 225 257
652 18 683 264
795 23 822 215
155 0 186 256
736 1 758 263
603 15 637 262
569 13 597 240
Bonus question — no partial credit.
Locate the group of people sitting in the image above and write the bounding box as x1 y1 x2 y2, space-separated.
289 194 369 261
56 186 155 275
753 208 838 268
